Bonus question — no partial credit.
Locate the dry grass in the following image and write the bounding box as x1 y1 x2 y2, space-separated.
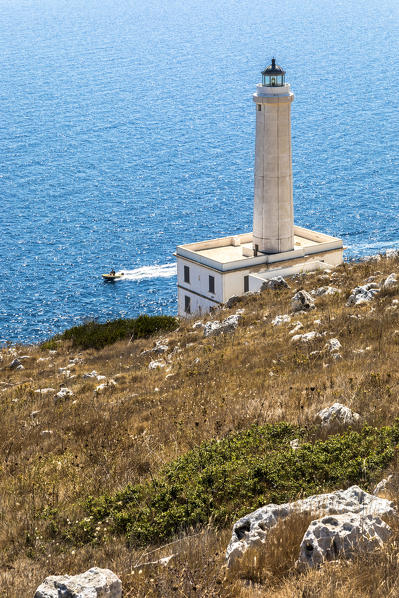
2 255 399 595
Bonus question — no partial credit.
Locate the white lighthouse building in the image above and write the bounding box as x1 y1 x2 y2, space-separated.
175 60 343 317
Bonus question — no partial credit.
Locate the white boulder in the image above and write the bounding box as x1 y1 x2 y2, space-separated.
34 567 122 598
54 387 74 402
225 485 395 565
289 322 303 335
35 388 56 394
9 358 22 369
148 360 165 370
311 287 340 297
261 276 289 291
291 290 315 313
152 341 169 354
83 370 99 379
316 403 360 426
291 331 321 343
203 314 241 338
225 295 242 308
346 283 380 306
272 314 291 326
373 474 399 498
383 273 397 289
325 338 342 353
95 380 116 393
297 513 391 570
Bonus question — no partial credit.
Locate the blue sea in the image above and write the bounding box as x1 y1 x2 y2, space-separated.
1 0 399 344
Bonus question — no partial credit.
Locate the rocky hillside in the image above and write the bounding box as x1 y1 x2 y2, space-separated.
2 253 399 597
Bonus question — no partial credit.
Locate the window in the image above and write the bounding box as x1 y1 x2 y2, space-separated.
244 275 249 293
208 275 215 294
184 265 190 284
257 104 261 111
184 295 191 314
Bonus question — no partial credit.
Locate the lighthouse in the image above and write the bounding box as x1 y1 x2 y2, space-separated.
175 60 343 317
253 59 294 254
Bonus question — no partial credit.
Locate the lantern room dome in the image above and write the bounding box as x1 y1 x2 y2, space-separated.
261 58 286 87
262 58 285 76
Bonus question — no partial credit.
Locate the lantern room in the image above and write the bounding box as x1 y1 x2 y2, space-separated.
261 58 286 87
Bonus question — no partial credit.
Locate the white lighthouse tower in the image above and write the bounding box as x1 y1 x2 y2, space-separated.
253 59 294 254
175 60 343 317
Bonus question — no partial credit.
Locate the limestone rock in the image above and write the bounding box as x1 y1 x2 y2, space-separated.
83 370 99 379
297 513 391 570
58 367 72 377
272 314 291 326
9 358 22 369
291 331 321 343
373 474 399 498
148 360 165 370
311 286 340 297
54 387 73 402
386 249 399 258
291 290 315 313
152 341 169 354
316 403 360 426
289 322 303 335
383 273 397 289
225 295 242 309
34 567 122 598
346 284 380 306
95 380 116 393
261 276 289 291
362 254 382 263
225 485 395 565
35 388 56 394
203 314 241 338
325 338 341 353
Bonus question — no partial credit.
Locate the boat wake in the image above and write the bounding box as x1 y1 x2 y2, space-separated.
119 264 177 281
347 240 399 252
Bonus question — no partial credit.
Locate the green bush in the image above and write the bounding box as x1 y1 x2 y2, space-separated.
41 315 178 350
70 422 399 546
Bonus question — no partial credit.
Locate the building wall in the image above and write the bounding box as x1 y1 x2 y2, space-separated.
222 269 250 300
176 257 254 316
176 257 223 316
176 246 343 317
177 287 218 317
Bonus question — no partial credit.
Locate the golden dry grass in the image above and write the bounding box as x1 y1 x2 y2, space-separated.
2 255 399 595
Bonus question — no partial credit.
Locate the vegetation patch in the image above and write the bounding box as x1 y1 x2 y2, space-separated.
41 314 178 350
69 422 399 547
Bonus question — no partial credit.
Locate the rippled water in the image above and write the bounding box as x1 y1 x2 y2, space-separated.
1 0 399 343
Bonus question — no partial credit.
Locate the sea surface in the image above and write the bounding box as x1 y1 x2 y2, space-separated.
1 0 399 344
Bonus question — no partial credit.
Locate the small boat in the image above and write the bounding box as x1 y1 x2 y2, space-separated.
102 271 124 282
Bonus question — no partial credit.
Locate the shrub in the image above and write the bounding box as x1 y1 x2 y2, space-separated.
70 421 399 547
41 315 178 350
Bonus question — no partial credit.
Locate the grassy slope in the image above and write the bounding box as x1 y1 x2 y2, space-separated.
2 255 399 596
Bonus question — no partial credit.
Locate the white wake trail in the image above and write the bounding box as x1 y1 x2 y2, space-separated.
119 264 177 281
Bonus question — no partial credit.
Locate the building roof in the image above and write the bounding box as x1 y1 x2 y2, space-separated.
176 227 343 272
